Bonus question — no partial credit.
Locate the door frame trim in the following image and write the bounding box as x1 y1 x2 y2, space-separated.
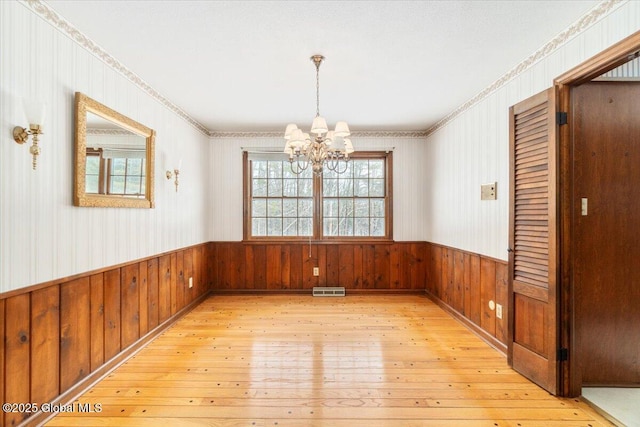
554 30 640 397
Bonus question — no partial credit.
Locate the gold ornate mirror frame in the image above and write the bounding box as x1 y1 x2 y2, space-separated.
74 92 155 208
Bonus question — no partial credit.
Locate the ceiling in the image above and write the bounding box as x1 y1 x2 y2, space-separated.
46 0 600 133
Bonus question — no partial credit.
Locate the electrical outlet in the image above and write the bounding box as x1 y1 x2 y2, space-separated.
496 304 503 319
313 267 319 276
481 182 497 200
188 277 193 289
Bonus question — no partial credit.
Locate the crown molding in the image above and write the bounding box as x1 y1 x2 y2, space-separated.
23 0 211 137
210 130 429 139
210 132 281 139
352 130 429 138
424 0 624 137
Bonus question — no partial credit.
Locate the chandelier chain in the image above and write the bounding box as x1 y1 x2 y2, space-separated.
315 60 320 118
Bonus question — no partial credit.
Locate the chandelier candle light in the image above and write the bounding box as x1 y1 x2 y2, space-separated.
284 55 353 175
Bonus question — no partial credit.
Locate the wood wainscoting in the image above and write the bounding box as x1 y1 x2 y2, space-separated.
209 242 428 293
0 243 211 427
2 240 510 426
425 243 509 353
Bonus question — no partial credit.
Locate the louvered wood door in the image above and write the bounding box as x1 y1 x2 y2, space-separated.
508 87 559 394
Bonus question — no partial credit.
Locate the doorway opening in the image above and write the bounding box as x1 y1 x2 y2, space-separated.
556 32 640 426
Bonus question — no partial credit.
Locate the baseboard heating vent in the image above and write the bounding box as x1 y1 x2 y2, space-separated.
312 287 346 297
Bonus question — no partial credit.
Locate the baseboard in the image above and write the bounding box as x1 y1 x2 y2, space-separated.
211 289 311 295
210 289 426 295
21 291 210 427
424 290 507 356
341 289 425 295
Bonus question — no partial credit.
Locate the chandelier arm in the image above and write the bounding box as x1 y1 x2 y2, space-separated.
325 160 336 172
324 156 348 175
290 160 302 175
334 158 349 175
289 156 309 175
325 158 335 172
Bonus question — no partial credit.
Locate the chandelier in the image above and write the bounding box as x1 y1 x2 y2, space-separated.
284 55 353 175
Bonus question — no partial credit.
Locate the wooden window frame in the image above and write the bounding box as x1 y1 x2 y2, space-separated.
85 148 105 194
243 151 393 242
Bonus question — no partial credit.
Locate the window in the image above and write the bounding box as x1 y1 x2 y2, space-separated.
85 149 102 194
250 157 314 237
322 158 387 237
244 151 392 240
107 157 146 196
85 149 146 197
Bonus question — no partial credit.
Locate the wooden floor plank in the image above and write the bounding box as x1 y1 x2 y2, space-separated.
46 404 599 420
46 295 613 426
45 417 607 427
75 396 573 409
84 387 554 400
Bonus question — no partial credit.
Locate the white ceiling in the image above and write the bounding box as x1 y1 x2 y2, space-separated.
46 0 600 133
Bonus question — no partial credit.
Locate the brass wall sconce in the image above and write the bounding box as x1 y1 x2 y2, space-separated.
12 100 46 170
166 168 180 192
13 125 42 169
164 155 181 192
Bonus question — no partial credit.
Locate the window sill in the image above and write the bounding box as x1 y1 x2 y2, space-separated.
242 239 395 245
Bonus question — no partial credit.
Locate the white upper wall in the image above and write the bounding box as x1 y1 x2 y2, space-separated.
423 0 640 261
0 1 211 292
209 134 426 242
3 0 638 292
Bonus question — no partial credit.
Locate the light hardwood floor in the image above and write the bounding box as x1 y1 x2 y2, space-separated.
46 295 612 426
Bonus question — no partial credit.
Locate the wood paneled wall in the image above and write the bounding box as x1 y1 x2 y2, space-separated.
209 242 428 292
0 244 211 427
426 243 509 350
2 239 510 426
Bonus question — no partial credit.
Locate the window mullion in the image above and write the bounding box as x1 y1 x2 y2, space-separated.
106 159 112 194
123 159 128 194
98 155 106 194
313 172 322 240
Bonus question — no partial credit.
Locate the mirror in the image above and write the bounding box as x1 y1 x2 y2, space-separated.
74 92 155 208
